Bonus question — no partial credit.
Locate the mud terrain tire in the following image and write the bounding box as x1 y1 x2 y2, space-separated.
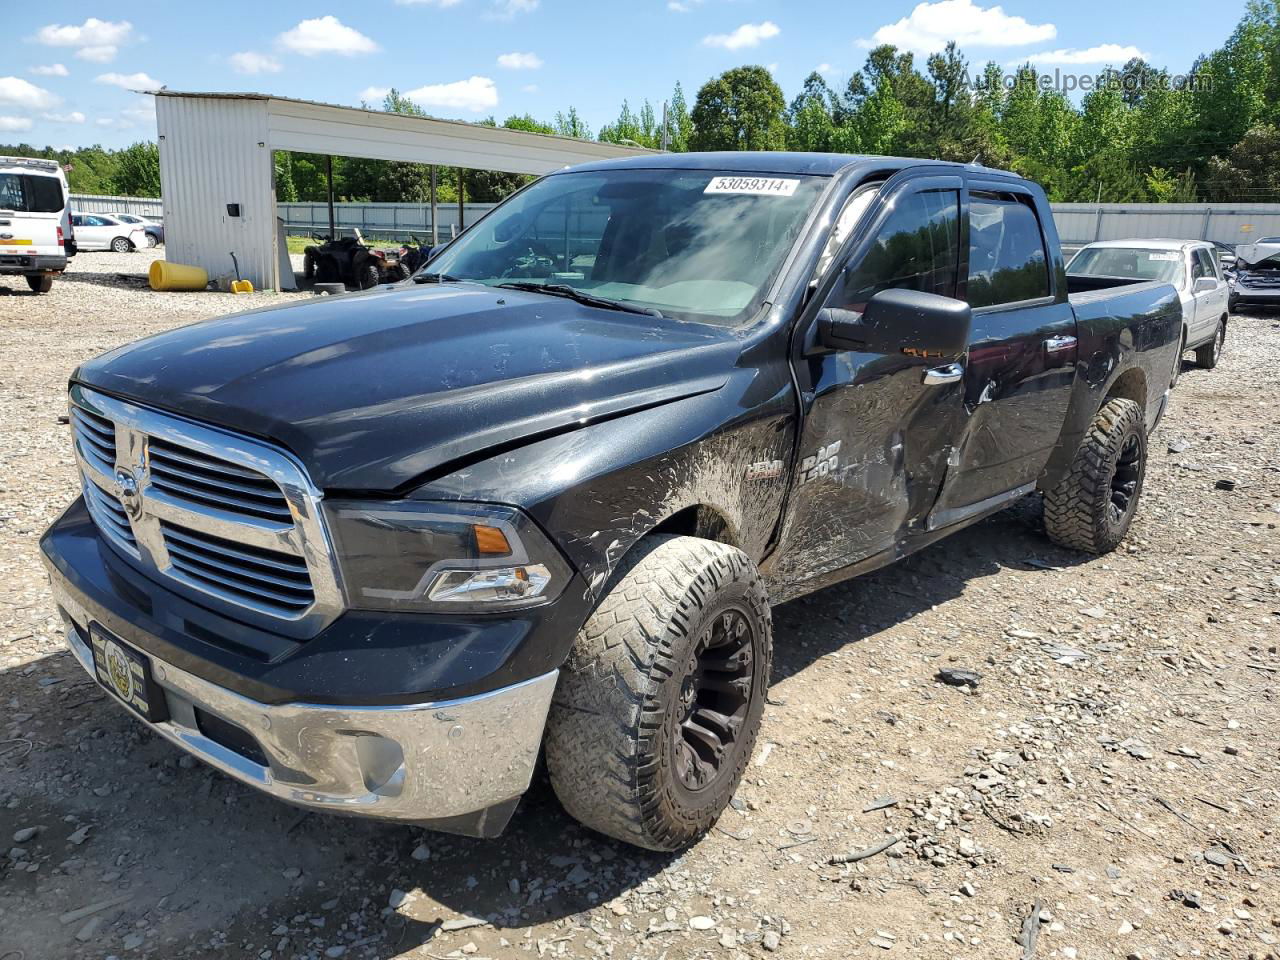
545 535 771 851
1043 397 1147 555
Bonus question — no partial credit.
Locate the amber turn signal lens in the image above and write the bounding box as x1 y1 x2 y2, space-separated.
473 523 512 555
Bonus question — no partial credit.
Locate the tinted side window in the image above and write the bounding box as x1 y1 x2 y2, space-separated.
833 189 960 313
1194 248 1217 280
967 194 1050 308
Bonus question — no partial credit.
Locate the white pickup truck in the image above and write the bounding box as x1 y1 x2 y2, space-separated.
0 156 73 294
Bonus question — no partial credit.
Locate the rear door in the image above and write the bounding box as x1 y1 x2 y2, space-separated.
927 178 1077 526
77 215 112 250
767 171 970 590
0 170 64 256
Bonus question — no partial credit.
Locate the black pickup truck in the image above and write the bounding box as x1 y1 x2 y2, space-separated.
42 153 1181 851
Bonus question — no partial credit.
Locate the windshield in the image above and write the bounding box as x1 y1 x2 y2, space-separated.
424 169 827 324
1069 246 1185 286
0 173 64 214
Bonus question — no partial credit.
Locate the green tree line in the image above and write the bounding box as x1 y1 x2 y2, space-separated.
0 140 161 197
6 0 1277 205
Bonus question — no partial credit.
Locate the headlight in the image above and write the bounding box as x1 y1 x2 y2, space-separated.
325 500 572 613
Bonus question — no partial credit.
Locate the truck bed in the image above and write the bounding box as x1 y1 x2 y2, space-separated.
1066 273 1167 297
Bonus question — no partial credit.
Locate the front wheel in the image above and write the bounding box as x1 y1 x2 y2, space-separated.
545 535 772 851
144 234 158 249
1195 319 1225 369
360 263 381 289
110 237 131 253
1043 397 1147 555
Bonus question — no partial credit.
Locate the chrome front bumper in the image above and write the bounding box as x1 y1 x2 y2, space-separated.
57 585 557 829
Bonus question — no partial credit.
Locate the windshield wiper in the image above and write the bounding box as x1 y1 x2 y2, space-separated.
412 271 463 284
496 282 663 317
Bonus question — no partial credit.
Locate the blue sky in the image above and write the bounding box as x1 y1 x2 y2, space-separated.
3 0 1250 149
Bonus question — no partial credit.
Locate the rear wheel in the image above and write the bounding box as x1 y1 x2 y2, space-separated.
110 236 131 253
545 535 772 851
25 274 52 294
360 263 382 289
303 250 317 281
1195 319 1225 369
1043 397 1147 555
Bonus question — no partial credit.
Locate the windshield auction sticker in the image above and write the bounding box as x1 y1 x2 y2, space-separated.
704 176 800 196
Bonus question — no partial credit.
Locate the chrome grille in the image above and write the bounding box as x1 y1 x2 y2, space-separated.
161 521 314 614
83 475 138 553
149 438 294 523
67 385 343 638
72 407 116 475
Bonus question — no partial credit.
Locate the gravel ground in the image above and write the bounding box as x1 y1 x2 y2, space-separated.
1 253 1278 960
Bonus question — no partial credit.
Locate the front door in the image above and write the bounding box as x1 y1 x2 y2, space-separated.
1191 246 1228 341
766 173 970 595
928 180 1077 525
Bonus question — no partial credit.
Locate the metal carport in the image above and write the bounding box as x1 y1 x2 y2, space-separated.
152 91 656 291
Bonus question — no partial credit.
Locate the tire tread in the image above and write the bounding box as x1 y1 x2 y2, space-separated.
544 535 771 851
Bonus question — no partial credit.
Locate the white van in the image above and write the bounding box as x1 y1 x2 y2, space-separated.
0 156 73 294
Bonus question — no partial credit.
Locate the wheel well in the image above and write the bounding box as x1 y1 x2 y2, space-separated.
1104 367 1147 411
648 504 741 548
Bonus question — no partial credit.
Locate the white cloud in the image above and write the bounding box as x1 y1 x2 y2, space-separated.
43 111 86 124
1019 44 1148 66
35 18 132 63
92 99 152 131
861 0 1055 54
0 116 34 132
521 83 539 93
122 96 155 124
0 77 61 110
230 51 283 75
359 85 392 103
766 62 779 74
497 51 543 69
817 63 835 74
95 72 160 91
76 46 119 63
668 0 704 11
403 76 498 112
490 0 539 19
278 17 379 56
702 21 781 51
30 64 70 77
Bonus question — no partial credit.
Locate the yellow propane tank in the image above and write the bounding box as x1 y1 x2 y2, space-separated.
149 260 209 291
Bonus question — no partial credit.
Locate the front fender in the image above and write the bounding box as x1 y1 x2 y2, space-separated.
413 372 796 603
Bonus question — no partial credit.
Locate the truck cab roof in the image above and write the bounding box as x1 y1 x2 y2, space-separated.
562 151 1019 180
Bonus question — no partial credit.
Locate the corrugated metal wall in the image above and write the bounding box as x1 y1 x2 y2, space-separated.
1052 203 1280 246
70 194 164 217
278 202 497 239
156 97 277 289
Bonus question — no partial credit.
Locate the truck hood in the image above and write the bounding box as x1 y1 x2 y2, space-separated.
74 283 739 491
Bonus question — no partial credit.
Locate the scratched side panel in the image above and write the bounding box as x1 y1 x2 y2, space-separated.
413 365 797 605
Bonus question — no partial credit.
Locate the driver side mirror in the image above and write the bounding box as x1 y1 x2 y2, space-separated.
1192 276 1218 294
816 288 972 359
